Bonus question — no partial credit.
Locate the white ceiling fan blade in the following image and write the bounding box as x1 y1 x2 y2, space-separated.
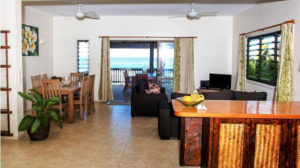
58 11 74 17
168 15 186 18
84 11 100 19
197 12 219 16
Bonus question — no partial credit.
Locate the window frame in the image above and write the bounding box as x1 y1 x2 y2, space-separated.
77 40 89 75
246 31 281 86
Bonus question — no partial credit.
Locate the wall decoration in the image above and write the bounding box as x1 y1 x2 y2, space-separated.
22 24 39 56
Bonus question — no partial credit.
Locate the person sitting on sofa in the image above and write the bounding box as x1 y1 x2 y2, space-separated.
158 90 267 140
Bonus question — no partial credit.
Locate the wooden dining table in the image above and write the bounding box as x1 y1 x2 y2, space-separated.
32 81 81 123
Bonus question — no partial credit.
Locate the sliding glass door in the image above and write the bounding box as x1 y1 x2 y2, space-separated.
157 41 174 93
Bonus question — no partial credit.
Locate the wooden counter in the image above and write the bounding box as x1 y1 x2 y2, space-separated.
173 100 300 167
173 100 300 119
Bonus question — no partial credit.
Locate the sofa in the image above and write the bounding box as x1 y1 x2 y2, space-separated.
158 90 267 139
131 79 168 117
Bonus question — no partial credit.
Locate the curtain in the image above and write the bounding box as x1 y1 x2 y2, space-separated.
173 38 195 93
98 37 114 102
274 23 294 101
236 35 246 91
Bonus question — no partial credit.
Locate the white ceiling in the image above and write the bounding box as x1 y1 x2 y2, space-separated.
26 4 256 17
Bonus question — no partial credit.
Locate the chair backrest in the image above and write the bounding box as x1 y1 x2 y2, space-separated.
136 74 148 81
80 77 89 101
31 75 43 89
147 69 153 73
88 75 95 97
70 73 84 82
41 79 62 100
124 70 129 81
42 73 48 79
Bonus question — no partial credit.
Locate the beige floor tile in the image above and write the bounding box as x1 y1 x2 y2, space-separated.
1 103 192 168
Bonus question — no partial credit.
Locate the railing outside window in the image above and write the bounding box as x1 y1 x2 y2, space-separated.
110 68 173 83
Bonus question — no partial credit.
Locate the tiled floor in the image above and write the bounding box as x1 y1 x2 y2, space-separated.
1 103 192 168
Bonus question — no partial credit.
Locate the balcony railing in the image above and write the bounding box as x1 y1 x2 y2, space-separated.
111 68 173 83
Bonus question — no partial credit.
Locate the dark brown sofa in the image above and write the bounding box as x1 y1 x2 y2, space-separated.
131 79 167 117
158 90 267 139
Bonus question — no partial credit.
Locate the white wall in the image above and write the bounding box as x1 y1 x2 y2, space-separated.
52 16 233 100
22 7 53 109
1 0 24 139
232 0 300 100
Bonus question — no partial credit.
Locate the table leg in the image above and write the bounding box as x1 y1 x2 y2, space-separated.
68 92 74 123
180 117 203 166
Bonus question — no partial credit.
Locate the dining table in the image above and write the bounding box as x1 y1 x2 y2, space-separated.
31 81 81 123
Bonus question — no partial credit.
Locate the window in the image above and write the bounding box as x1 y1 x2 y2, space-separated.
246 31 281 86
77 40 89 74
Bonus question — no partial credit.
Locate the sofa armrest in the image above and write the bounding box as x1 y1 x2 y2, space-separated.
158 100 171 139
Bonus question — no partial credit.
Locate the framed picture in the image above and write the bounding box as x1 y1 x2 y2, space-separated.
22 24 39 56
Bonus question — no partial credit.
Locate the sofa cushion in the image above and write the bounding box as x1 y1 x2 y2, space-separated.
234 91 267 101
134 79 149 94
203 90 234 100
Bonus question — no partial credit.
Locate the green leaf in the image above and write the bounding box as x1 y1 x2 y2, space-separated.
40 115 49 128
32 89 43 103
46 97 60 107
32 104 43 113
46 109 62 128
18 92 36 102
18 115 34 131
31 118 41 133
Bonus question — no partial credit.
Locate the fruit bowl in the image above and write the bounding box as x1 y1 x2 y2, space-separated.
176 97 204 107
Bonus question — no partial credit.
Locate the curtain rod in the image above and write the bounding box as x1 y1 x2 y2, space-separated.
98 36 197 39
240 19 295 36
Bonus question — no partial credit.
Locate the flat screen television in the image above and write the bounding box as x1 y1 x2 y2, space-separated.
209 73 232 90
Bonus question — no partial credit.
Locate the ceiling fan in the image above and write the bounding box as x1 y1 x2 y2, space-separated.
170 3 218 20
59 4 100 20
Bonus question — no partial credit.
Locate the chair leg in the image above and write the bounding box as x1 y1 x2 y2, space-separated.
92 100 95 113
80 104 84 120
123 83 128 93
85 98 89 115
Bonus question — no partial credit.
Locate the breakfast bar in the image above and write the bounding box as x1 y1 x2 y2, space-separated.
173 100 300 167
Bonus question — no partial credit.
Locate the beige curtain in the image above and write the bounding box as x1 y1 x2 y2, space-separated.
236 35 246 91
274 23 294 101
173 38 195 93
98 37 114 102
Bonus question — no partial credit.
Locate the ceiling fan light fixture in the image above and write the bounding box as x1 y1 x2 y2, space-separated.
75 12 84 19
187 11 198 18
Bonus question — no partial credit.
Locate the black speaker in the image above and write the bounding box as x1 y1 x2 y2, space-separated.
200 80 210 89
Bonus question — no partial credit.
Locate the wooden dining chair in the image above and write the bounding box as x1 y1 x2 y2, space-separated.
70 73 84 82
41 79 68 117
136 74 148 81
88 75 95 113
42 73 48 79
123 70 132 93
74 77 89 120
31 75 43 89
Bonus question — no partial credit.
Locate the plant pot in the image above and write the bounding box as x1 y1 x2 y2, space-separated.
27 122 50 141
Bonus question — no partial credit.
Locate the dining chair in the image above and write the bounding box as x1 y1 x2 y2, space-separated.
74 77 89 120
42 73 48 79
136 74 148 82
31 75 43 89
41 79 68 117
123 70 132 93
88 75 95 113
70 73 84 82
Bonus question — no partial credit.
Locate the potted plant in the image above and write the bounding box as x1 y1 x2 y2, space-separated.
18 90 64 141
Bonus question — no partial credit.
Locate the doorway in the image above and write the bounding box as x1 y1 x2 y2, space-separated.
109 40 174 104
